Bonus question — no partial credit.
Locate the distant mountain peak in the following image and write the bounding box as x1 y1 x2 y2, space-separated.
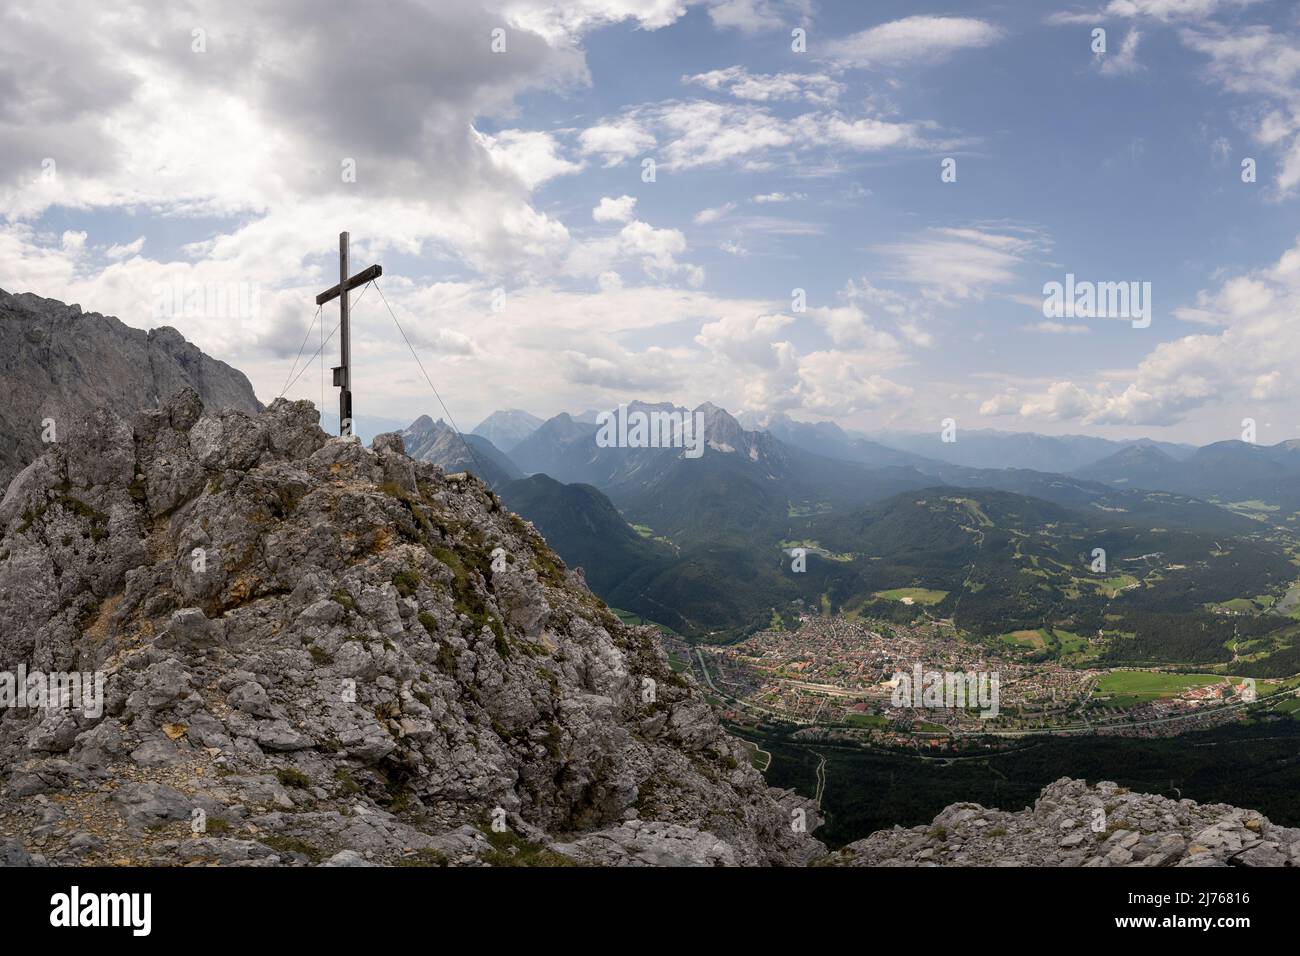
1114 443 1177 463
400 415 521 488
693 402 749 453
471 409 543 453
542 411 586 432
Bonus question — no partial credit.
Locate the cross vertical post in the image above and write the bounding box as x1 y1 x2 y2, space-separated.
338 231 351 436
315 231 382 437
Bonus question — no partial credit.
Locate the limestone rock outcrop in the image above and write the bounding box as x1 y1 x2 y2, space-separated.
827 778 1300 867
0 289 262 490
0 390 819 866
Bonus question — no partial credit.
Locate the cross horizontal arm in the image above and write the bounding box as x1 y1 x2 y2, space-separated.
315 264 383 305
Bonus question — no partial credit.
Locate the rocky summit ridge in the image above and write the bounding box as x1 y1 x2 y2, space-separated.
0 389 819 866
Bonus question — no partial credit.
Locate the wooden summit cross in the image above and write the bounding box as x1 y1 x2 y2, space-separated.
315 231 381 436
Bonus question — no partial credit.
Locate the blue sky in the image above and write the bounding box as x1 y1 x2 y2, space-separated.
3 0 1300 444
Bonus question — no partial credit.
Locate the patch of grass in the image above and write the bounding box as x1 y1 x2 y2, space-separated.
260 834 325 863
609 607 679 637
530 546 567 588
61 495 110 541
379 481 410 500
394 848 450 867
1092 574 1139 598
333 766 362 796
1093 671 1222 701
392 569 421 598
543 722 563 759
480 826 576 867
17 505 43 535
873 587 948 606
430 545 463 577
428 530 514 653
18 494 109 540
843 712 888 729
276 767 312 789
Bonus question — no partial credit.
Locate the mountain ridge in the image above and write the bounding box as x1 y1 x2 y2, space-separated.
0 288 263 491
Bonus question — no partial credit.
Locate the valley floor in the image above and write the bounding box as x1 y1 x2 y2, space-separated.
653 612 1300 848
666 615 1300 743
732 716 1300 849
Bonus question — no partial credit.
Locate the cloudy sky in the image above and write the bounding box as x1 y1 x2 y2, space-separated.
4 0 1300 444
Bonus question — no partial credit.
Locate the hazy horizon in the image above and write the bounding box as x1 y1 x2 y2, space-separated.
4 0 1300 445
